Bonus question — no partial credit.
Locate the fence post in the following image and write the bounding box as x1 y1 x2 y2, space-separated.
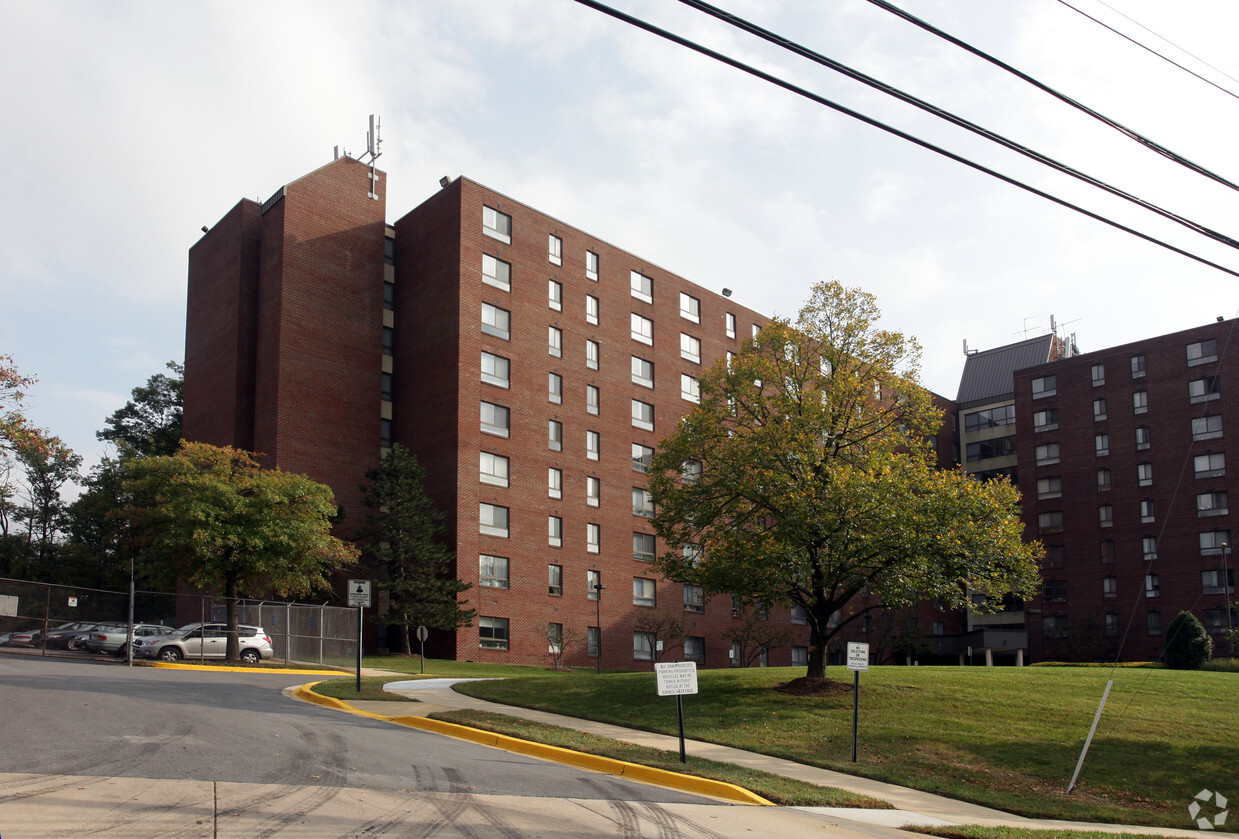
319 604 325 665
285 602 291 666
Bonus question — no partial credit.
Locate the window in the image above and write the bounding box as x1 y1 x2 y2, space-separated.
1137 461 1153 486
1102 576 1117 600
680 374 700 403
1044 579 1067 604
1189 376 1221 403
1097 468 1112 491
1140 499 1154 523
1195 452 1226 478
791 646 808 667
633 632 655 661
482 254 511 291
586 476 600 507
1132 390 1148 414
631 356 654 387
632 443 653 472
725 312 736 339
481 352 509 388
1046 544 1066 567
1031 375 1056 398
381 372 392 402
631 399 654 431
632 487 654 518
633 577 657 607
1203 570 1235 597
586 522 600 553
1135 425 1151 451
1144 574 1160 598
380 418 392 449
1104 613 1119 636
1043 615 1068 638
586 294 599 325
1039 511 1063 534
679 292 700 323
1095 433 1109 456
586 384 599 415
1204 609 1237 633
1036 476 1062 500
548 467 562 499
1131 353 1145 378
680 333 701 364
633 532 655 561
682 460 703 483
548 516 562 547
482 206 511 244
682 584 705 613
481 401 509 437
1192 415 1223 441
479 452 509 487
1033 409 1058 432
548 420 562 451
1099 504 1113 527
586 430 600 461
586 339 600 370
588 569 601 600
1036 443 1061 466
548 326 562 358
1092 398 1107 421
1142 536 1158 560
479 503 509 537
752 323 761 339
630 313 653 345
548 564 563 596
548 233 562 265
683 543 702 567
587 626 599 657
1091 363 1106 386
383 280 394 309
1197 491 1228 517
964 405 1017 431
547 622 563 654
630 270 652 303
585 250 599 281
1100 539 1116 564
1146 611 1162 635
548 373 562 404
382 326 394 355
479 554 509 589
481 302 510 340
791 605 808 625
684 636 705 663
1200 530 1231 555
479 616 509 649
548 279 562 311
1187 338 1218 366
966 438 1016 461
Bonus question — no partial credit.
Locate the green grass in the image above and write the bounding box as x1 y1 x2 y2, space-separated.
310 676 421 702
362 655 604 678
909 829 1164 839
449 665 1237 830
428 709 888 808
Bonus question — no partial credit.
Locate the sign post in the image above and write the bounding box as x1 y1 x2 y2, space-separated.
416 625 429 674
654 661 698 763
846 641 869 763
348 580 372 692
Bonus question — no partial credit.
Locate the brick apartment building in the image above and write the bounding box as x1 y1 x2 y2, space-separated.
184 156 814 669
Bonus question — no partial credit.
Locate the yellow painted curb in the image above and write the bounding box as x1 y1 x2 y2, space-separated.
289 683 771 806
146 662 345 675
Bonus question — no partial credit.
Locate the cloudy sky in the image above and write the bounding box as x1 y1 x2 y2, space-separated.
3 0 1237 480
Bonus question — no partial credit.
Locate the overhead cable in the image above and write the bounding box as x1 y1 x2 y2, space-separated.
673 0 1239 251
569 0 1239 280
862 0 1239 194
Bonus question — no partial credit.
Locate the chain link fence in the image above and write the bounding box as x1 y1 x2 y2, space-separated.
0 577 357 667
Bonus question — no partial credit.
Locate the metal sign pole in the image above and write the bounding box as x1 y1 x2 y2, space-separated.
851 669 860 762
676 695 687 763
356 605 363 693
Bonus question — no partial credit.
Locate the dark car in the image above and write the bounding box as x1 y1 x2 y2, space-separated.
44 622 121 650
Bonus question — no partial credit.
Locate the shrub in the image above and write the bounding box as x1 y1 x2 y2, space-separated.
1163 611 1212 670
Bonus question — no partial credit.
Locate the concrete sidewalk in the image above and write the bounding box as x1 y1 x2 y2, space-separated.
324 674 1203 837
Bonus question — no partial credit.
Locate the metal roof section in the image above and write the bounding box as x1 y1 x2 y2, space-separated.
956 335 1060 406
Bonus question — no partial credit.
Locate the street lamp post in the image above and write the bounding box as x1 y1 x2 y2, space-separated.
594 583 605 675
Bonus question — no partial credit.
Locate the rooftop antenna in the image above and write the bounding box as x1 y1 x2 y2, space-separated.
358 114 383 201
1050 314 1058 336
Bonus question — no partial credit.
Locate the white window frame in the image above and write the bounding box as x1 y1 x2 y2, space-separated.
1194 452 1226 478
479 616 509 649
585 250 599 281
586 294 599 325
586 339 600 371
482 206 511 244
679 292 700 323
631 313 653 345
548 564 563 596
548 467 562 499
680 333 701 364
1031 375 1056 399
633 577 656 607
586 430 600 461
586 476 601 507
631 356 654 388
1035 443 1060 466
631 399 654 431
725 312 736 339
548 279 562 311
1132 390 1148 414
681 373 700 403
684 585 705 613
586 522 600 554
479 554 509 589
479 503 509 537
480 302 510 340
482 254 511 291
481 352 510 388
1192 415 1223 441
630 270 652 303
1200 530 1231 555
548 515 562 548
1091 363 1105 386
1187 338 1218 366
548 372 562 404
548 233 562 266
481 401 509 438
632 443 653 472
548 420 562 451
479 452 509 487
632 487 654 518
633 532 655 561
586 384 600 415
548 325 562 358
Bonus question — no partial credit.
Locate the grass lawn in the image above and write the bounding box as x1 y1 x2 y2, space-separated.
910 829 1167 839
448 665 1237 830
310 675 421 702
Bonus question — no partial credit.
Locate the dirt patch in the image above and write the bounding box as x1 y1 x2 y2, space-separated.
773 677 853 697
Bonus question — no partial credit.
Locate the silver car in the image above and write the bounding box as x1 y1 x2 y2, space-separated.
132 623 274 664
83 624 175 656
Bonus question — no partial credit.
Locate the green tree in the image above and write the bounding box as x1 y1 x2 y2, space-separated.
97 361 183 458
357 445 473 654
121 441 358 660
649 281 1041 678
0 355 49 455
1163 610 1212 670
13 437 82 581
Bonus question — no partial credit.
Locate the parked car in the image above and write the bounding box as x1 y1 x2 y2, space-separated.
83 624 176 656
132 623 274 664
45 622 123 651
5 623 78 648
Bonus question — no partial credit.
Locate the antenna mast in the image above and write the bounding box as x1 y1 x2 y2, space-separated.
359 114 383 200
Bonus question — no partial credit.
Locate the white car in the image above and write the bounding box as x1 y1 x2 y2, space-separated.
132 623 274 664
83 624 175 656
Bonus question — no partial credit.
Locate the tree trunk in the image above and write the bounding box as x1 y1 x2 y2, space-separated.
806 622 828 678
391 620 411 655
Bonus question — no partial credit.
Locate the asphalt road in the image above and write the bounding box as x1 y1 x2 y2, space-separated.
0 655 891 838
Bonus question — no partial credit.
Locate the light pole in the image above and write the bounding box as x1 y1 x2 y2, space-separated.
594 582 605 675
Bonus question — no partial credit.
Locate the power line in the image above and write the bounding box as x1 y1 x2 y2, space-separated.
672 0 1239 251
862 0 1239 195
1057 0 1239 102
568 0 1239 280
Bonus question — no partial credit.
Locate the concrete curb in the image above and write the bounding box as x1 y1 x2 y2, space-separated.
146 661 345 675
290 682 771 806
